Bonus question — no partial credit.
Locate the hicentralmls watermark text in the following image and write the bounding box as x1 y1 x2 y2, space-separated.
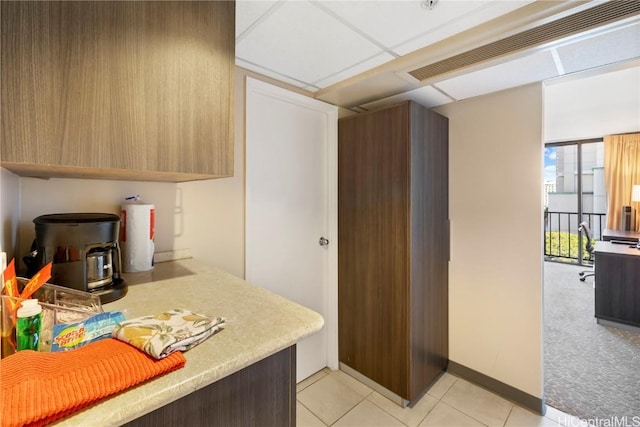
559 415 640 427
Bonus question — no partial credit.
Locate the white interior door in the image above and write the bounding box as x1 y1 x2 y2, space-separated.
245 77 338 382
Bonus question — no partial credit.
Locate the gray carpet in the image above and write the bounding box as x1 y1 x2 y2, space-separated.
544 261 640 421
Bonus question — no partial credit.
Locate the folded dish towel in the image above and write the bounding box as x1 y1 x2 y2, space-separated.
0 338 185 427
112 308 226 359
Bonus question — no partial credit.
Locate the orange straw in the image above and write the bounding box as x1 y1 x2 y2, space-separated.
19 262 52 300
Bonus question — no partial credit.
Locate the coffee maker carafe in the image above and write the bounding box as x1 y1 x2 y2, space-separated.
26 213 127 303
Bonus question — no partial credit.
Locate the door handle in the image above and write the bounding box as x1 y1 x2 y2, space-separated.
319 237 329 247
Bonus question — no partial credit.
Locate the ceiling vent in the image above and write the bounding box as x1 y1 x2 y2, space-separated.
408 1 640 82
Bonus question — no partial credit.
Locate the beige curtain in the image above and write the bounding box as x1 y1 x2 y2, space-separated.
604 133 640 230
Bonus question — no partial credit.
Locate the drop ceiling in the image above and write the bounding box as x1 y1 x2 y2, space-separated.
236 0 640 111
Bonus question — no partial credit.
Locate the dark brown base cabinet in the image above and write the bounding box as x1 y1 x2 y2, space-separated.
125 346 296 427
338 101 449 404
595 248 640 327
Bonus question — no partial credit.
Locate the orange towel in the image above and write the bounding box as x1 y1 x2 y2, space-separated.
0 338 185 427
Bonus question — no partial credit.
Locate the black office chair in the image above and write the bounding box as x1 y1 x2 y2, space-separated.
578 222 595 281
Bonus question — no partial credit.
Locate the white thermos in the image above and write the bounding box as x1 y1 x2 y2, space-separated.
120 196 155 272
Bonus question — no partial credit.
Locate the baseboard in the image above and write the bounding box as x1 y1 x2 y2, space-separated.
339 362 409 407
447 361 545 415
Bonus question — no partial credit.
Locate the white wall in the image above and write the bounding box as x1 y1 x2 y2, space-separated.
176 67 246 278
545 64 640 142
435 83 544 398
0 168 20 261
15 178 178 274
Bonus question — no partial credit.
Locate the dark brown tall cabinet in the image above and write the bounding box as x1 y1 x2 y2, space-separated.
338 101 449 404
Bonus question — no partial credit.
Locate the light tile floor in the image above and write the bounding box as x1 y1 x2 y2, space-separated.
296 369 585 427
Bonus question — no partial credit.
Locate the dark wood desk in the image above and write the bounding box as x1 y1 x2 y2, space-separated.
602 228 640 243
594 241 640 328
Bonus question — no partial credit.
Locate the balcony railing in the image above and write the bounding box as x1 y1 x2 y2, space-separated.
544 211 607 264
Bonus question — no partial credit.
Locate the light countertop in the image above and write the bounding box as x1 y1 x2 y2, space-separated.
55 258 324 426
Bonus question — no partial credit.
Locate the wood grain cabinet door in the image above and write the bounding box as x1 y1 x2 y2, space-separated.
1 1 234 182
338 103 412 399
338 101 449 403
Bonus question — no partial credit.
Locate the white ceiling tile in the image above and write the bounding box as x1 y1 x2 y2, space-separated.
435 50 559 100
360 85 453 111
235 0 638 106
395 1 535 55
318 0 438 48
557 23 640 75
236 0 279 39
313 52 395 88
236 0 384 86
319 1 533 56
320 1 517 50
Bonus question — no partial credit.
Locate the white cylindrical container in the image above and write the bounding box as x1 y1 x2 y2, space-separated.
121 197 155 272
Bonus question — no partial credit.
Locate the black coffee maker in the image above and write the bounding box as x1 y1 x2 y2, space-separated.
25 213 127 304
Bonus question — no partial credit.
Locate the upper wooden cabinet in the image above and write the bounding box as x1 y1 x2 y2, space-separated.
1 1 234 182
